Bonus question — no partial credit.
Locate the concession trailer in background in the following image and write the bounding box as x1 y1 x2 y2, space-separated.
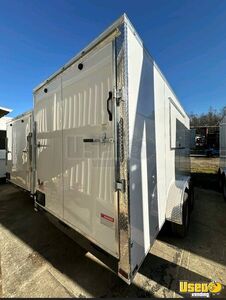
6 110 34 194
0 106 12 181
31 14 192 284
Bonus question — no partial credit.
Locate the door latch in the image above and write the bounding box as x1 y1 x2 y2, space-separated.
114 88 124 106
83 133 114 144
116 179 126 192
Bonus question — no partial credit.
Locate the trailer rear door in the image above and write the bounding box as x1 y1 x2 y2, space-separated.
0 130 6 178
9 114 33 191
62 41 117 257
35 77 63 218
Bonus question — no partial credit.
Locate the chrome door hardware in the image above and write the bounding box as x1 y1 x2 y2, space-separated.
83 133 114 144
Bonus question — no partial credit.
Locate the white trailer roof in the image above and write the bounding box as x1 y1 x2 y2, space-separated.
33 14 126 92
33 13 188 119
0 106 12 118
9 109 32 122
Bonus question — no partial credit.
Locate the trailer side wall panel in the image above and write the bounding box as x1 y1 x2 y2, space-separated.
127 24 158 273
126 22 190 273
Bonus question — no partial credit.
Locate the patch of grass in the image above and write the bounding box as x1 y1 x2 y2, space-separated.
191 167 217 174
191 157 219 190
191 157 219 174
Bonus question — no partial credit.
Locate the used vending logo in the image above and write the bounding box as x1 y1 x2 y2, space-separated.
179 280 223 297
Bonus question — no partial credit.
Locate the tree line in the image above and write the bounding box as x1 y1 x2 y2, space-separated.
189 106 226 127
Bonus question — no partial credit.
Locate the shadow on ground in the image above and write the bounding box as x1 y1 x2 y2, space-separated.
0 183 153 297
159 171 226 271
0 182 217 298
191 172 218 191
1 170 226 297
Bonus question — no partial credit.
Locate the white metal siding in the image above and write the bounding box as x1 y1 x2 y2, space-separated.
153 67 167 228
127 26 158 272
127 22 190 273
35 78 63 218
34 41 118 257
62 42 117 257
161 83 190 224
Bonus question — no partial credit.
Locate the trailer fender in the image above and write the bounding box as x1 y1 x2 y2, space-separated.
166 176 190 225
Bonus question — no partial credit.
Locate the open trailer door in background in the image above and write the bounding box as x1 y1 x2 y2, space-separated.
6 112 33 192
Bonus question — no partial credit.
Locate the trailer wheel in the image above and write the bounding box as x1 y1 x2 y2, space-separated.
222 177 226 202
0 177 6 184
171 193 190 238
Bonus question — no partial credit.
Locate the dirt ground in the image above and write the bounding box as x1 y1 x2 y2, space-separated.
0 157 226 298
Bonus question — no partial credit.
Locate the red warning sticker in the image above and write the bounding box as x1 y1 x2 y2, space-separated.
101 213 114 223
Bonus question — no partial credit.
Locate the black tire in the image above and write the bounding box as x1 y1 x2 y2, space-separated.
0 177 6 184
171 193 190 238
222 176 226 202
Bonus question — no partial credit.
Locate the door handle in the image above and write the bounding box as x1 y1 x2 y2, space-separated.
107 91 113 121
83 138 97 143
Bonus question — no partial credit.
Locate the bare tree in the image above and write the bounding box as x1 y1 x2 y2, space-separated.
189 106 223 127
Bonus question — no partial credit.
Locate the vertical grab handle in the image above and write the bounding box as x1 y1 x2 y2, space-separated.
107 91 113 121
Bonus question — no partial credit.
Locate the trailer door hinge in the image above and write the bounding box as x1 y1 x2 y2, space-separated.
116 179 126 192
114 89 123 106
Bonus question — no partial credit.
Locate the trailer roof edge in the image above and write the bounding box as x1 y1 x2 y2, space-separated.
123 15 189 120
32 13 189 120
33 14 126 93
8 109 33 123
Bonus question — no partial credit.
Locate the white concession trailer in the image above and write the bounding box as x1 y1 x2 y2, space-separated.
33 14 191 283
6 110 34 193
0 107 12 181
218 115 226 200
